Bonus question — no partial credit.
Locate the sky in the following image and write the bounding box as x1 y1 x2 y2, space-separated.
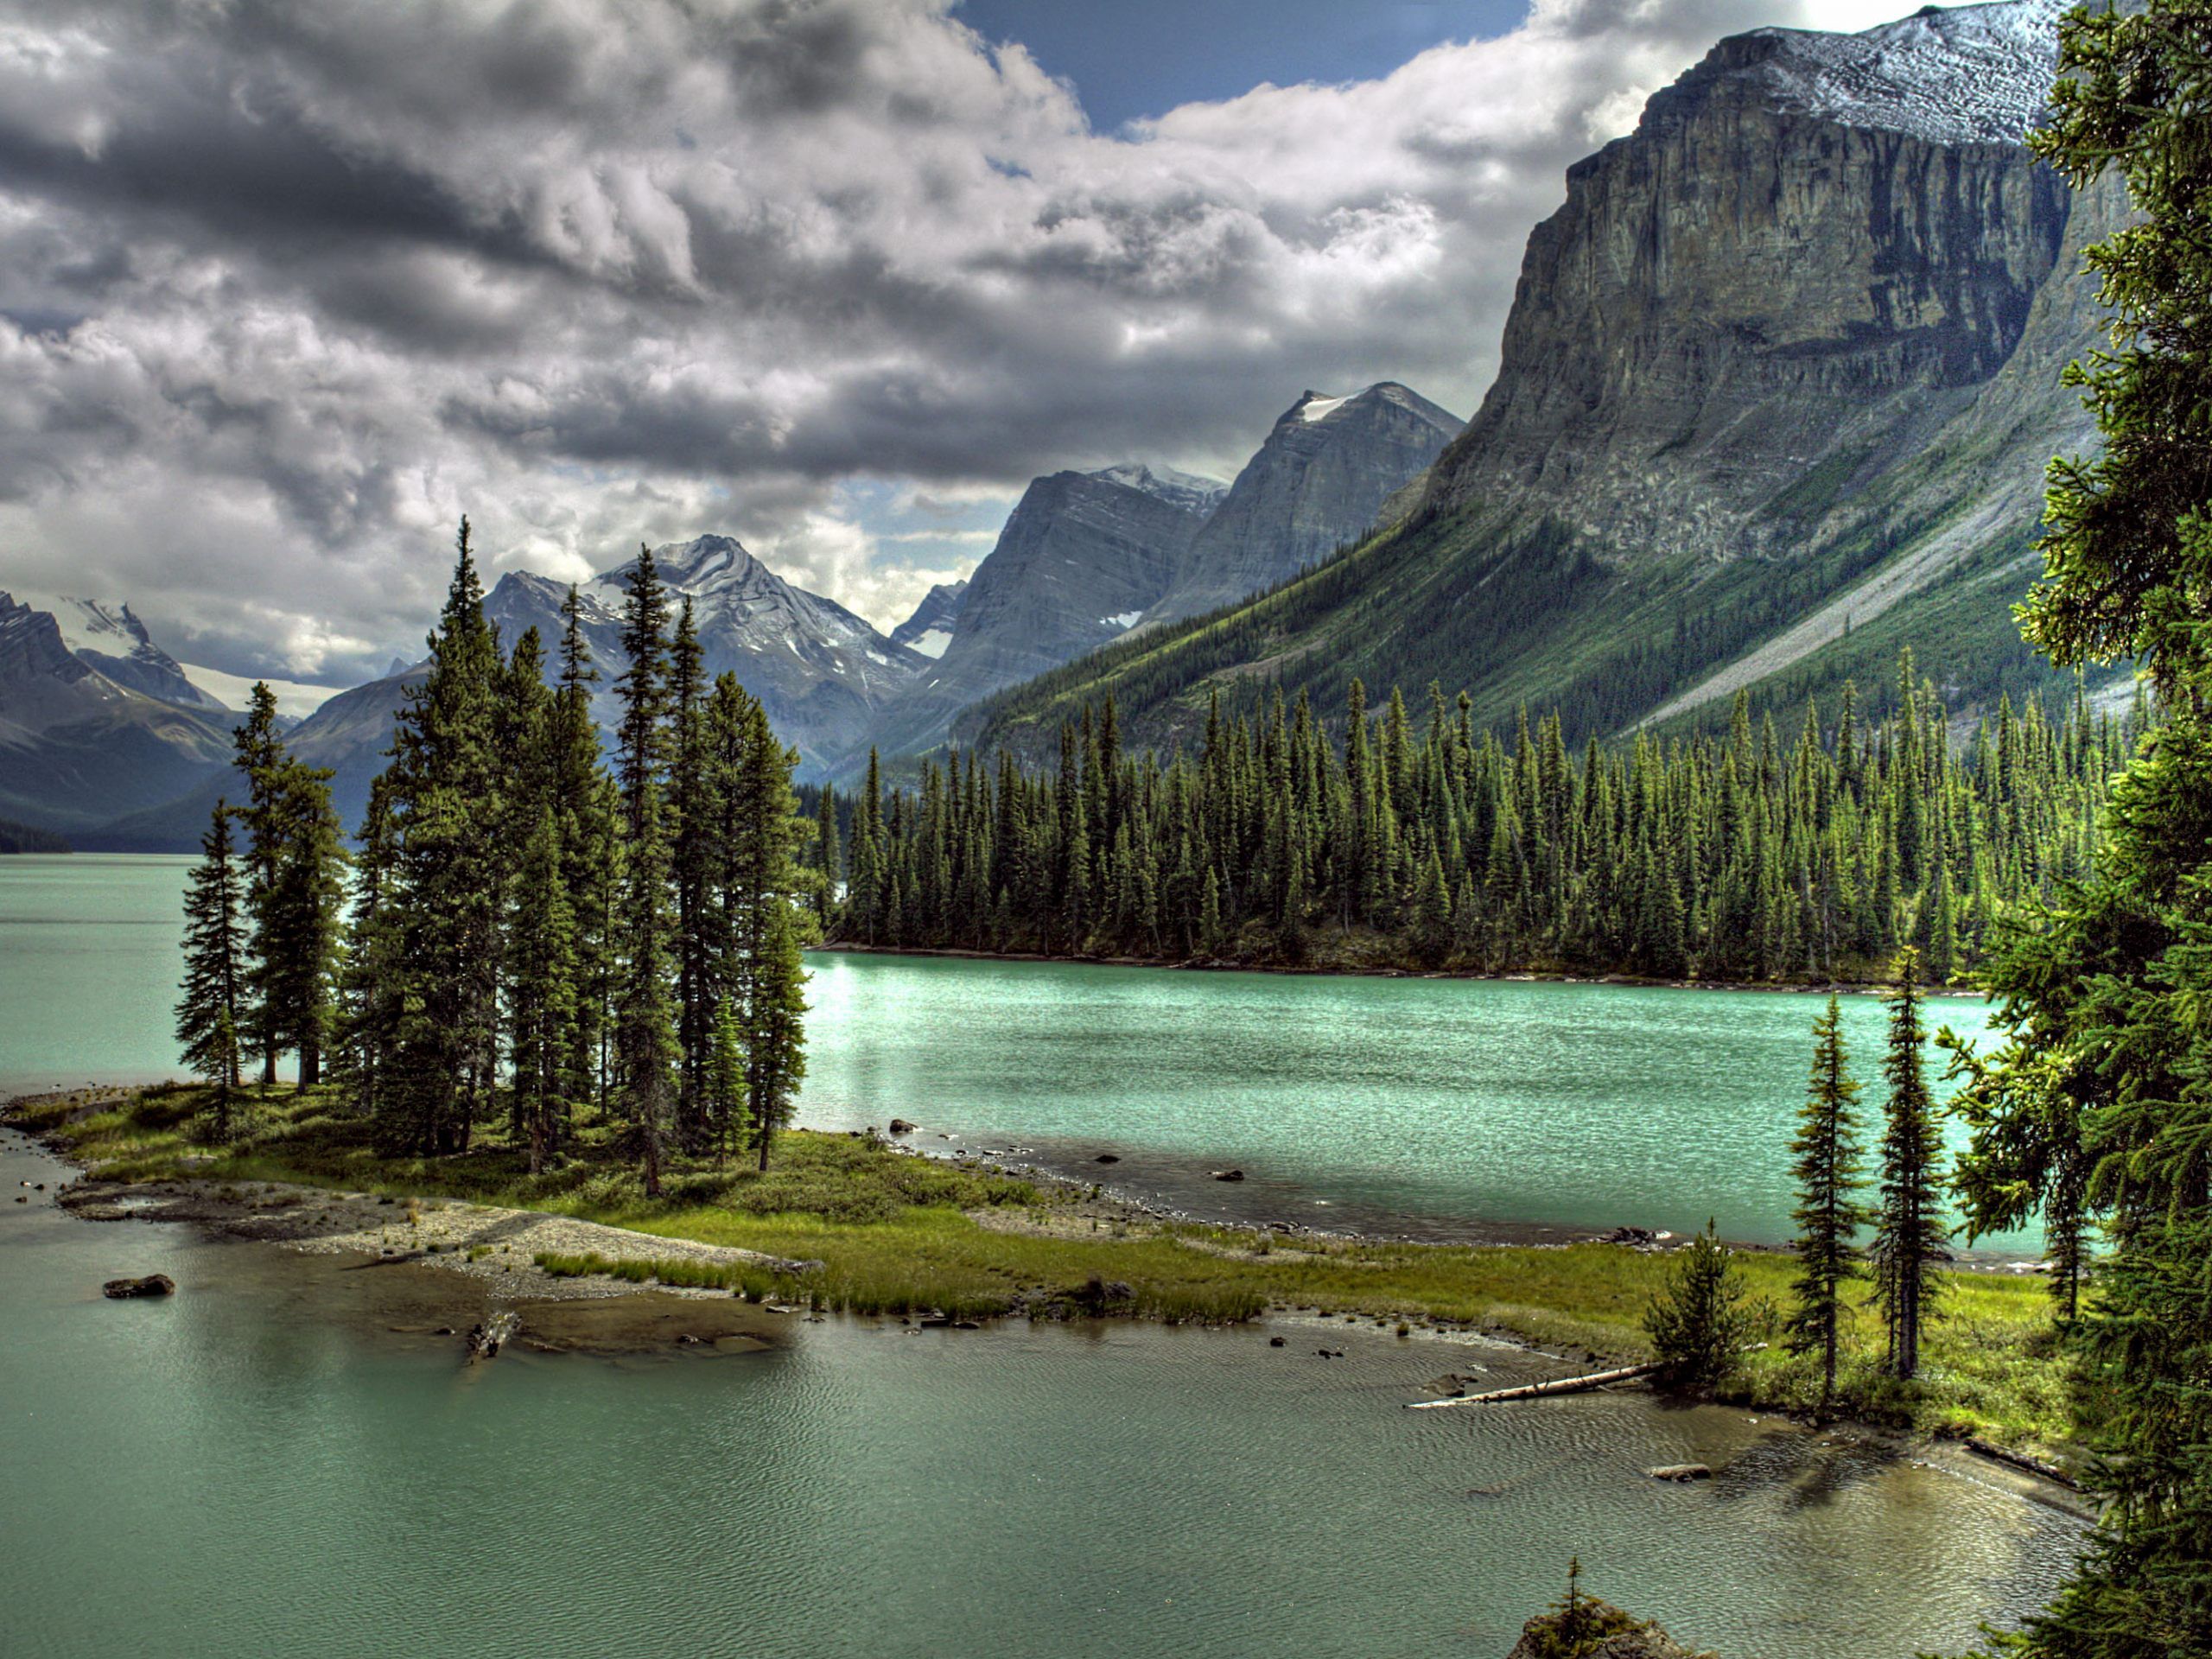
0 0 1916 688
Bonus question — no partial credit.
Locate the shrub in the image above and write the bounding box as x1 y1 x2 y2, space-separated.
1643 1219 1750 1388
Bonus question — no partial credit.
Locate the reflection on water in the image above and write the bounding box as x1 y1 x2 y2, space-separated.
1 1130 2080 1659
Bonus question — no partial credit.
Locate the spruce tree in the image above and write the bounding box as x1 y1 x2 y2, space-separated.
1954 8 2212 1645
612 546 678 1198
175 802 245 1136
378 520 505 1154
1787 995 1870 1405
506 806 578 1174
230 683 288 1085
747 899 809 1171
1643 1220 1749 1389
1870 947 1946 1381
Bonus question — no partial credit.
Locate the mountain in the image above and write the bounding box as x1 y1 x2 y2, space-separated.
962 0 2120 763
0 590 238 836
8 593 226 712
1139 384 1463 628
860 463 1226 766
482 533 927 778
890 581 969 659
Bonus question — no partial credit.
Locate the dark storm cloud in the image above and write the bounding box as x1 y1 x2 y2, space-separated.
0 0 1897 675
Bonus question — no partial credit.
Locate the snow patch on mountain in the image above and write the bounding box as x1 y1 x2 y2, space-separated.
1088 463 1228 517
1709 0 2064 146
2 590 224 709
175 663 340 718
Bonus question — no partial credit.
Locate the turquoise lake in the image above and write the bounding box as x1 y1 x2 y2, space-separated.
0 854 2018 1249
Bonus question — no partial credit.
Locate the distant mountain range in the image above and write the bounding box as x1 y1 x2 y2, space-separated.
0 0 2126 849
1 371 1455 841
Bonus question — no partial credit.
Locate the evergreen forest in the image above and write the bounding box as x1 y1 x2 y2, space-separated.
821 658 2132 985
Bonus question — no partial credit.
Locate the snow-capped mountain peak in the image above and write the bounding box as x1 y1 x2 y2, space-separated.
0 589 226 709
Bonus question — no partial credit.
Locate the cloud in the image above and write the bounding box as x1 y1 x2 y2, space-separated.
0 0 1916 677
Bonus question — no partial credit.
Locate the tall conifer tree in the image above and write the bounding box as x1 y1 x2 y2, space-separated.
1787 995 1870 1404
175 802 245 1136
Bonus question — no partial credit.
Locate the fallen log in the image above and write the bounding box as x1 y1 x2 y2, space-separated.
1963 1436 2081 1491
1406 1360 1666 1408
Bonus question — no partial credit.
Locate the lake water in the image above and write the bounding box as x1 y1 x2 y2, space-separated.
0 855 2085 1656
1 1125 2081 1659
0 855 2018 1249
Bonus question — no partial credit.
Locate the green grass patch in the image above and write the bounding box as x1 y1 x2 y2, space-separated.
7 1084 2075 1452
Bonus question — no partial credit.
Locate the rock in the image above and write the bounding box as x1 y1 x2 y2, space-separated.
1268 1335 1286 1347
1094 1153 1121 1164
1211 1168 1246 1183
1602 1226 1657 1247
887 1118 916 1135
101 1274 175 1299
865 464 1226 757
1144 385 1462 626
1506 1596 1714 1659
465 1311 520 1361
1645 1464 1713 1482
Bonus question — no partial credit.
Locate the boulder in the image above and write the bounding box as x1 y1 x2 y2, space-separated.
101 1274 175 1299
1211 1168 1246 1183
1094 1154 1121 1164
1645 1464 1713 1482
887 1119 917 1135
1505 1597 1714 1659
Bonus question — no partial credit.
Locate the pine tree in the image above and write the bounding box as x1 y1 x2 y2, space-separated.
377 520 505 1154
611 546 678 1198
231 683 288 1085
1950 10 2212 1643
175 802 245 1137
1870 947 1946 1381
1787 995 1870 1405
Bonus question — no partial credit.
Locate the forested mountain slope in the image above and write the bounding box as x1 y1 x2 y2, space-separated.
960 0 2128 766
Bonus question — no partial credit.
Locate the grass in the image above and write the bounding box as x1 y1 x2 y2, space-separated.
6 1082 2076 1457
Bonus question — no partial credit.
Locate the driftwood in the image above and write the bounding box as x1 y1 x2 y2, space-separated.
1406 1360 1666 1408
1964 1436 2081 1491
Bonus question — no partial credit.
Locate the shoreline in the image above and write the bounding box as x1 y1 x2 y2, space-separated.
7 1113 2092 1516
805 939 1988 1000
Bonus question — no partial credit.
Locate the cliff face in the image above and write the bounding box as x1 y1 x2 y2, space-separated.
1427 2 2072 563
862 463 1224 764
890 581 969 658
1146 383 1462 626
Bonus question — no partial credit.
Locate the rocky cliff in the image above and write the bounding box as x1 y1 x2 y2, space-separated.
1143 383 1463 626
890 581 969 659
964 0 2121 763
1427 1 2069 561
862 463 1224 764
